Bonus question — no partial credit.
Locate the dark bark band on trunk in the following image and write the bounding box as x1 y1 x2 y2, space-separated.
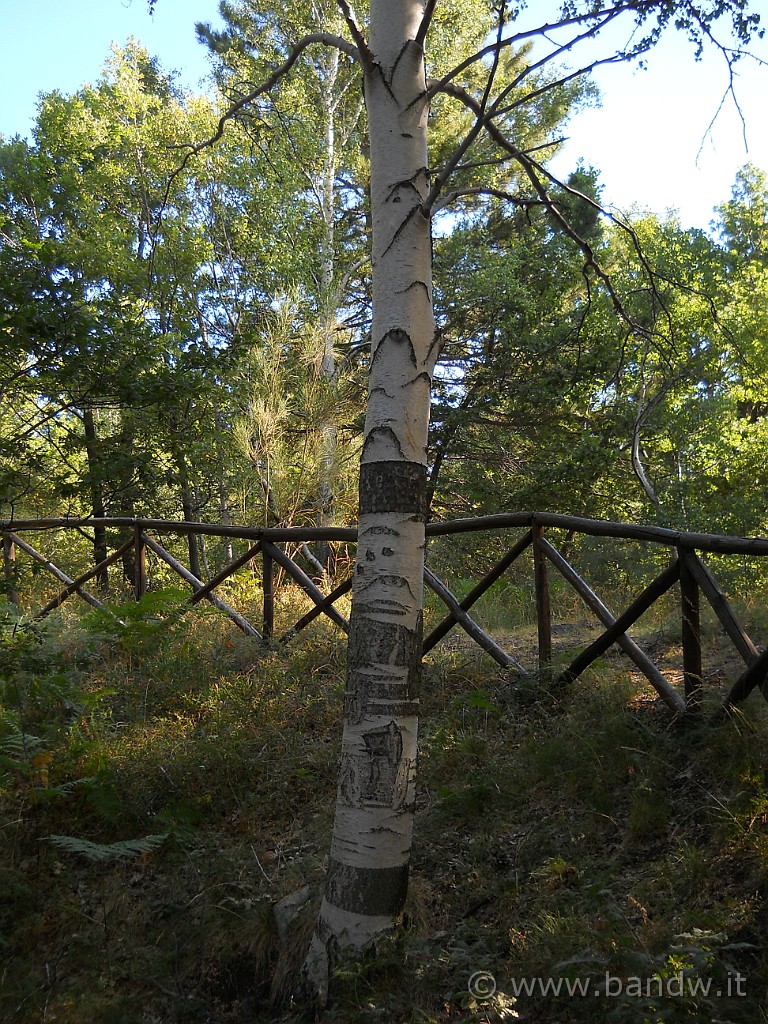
325 858 409 917
359 461 428 517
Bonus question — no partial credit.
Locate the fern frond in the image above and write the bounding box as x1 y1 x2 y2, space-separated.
46 832 169 863
0 729 45 761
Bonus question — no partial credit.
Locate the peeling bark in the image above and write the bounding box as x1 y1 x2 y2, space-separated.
304 0 436 999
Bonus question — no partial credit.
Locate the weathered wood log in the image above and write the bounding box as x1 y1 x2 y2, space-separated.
262 541 349 633
557 559 681 688
8 533 118 620
0 517 358 544
680 549 758 667
538 536 685 714
142 533 261 639
532 521 552 675
189 543 262 606
679 547 703 709
4 513 768 557
724 646 768 708
423 566 527 673
425 512 533 537
428 512 768 556
422 530 533 654
280 576 354 643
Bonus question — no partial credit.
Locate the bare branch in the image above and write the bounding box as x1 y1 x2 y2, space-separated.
425 79 639 325
417 3 633 111
174 33 361 169
144 30 363 285
433 185 540 214
693 33 768 160
334 0 373 67
415 0 439 49
420 20 637 217
490 49 638 123
478 2 508 117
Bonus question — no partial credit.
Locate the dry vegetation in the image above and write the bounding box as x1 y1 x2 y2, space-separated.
1 581 767 1023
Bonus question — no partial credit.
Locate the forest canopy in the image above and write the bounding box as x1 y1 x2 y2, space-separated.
1 31 767 545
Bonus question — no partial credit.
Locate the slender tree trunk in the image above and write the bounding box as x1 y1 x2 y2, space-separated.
180 471 203 581
116 412 138 587
2 535 19 606
169 408 202 579
305 0 437 995
82 407 109 590
315 53 340 570
215 411 235 563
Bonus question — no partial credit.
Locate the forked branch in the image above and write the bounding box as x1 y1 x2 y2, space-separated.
334 0 373 67
415 0 439 48
173 33 361 169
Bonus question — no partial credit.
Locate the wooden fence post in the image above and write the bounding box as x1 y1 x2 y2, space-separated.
532 519 552 678
3 534 19 607
679 547 703 711
134 524 147 602
262 545 274 644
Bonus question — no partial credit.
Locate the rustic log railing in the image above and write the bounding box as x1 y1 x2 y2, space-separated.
2 512 768 718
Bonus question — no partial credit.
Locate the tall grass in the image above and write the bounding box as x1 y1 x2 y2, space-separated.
1 578 767 1023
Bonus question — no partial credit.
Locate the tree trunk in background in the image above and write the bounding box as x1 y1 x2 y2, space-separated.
215 410 235 563
116 412 138 587
82 407 109 590
305 0 437 994
179 469 203 580
2 535 19 606
169 408 203 579
315 49 340 571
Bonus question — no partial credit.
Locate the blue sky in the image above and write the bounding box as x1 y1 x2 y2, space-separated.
0 0 223 133
1 0 767 230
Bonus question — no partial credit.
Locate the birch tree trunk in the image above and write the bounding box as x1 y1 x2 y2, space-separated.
304 0 437 995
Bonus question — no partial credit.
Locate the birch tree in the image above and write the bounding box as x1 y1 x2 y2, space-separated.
199 0 369 559
151 0 764 1000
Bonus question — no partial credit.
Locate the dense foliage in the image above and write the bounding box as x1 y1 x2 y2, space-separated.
2 37 767 581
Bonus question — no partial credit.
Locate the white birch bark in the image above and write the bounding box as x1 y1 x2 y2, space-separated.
304 0 438 997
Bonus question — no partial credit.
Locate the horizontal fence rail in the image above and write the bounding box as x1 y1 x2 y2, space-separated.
2 512 768 719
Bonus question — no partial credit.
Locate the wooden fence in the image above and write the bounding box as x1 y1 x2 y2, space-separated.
2 512 768 719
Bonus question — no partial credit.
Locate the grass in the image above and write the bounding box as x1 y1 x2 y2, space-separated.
1 582 767 1024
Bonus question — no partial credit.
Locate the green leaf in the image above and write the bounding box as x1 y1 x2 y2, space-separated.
46 832 169 863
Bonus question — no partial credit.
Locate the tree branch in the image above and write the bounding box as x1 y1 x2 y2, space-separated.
173 33 361 169
334 0 373 68
433 185 540 214
417 3 632 111
415 0 439 49
424 80 640 327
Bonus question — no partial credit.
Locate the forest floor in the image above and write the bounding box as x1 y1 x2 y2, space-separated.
1 587 767 1024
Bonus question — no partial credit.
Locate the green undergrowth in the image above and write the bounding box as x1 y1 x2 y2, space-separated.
1 592 767 1024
